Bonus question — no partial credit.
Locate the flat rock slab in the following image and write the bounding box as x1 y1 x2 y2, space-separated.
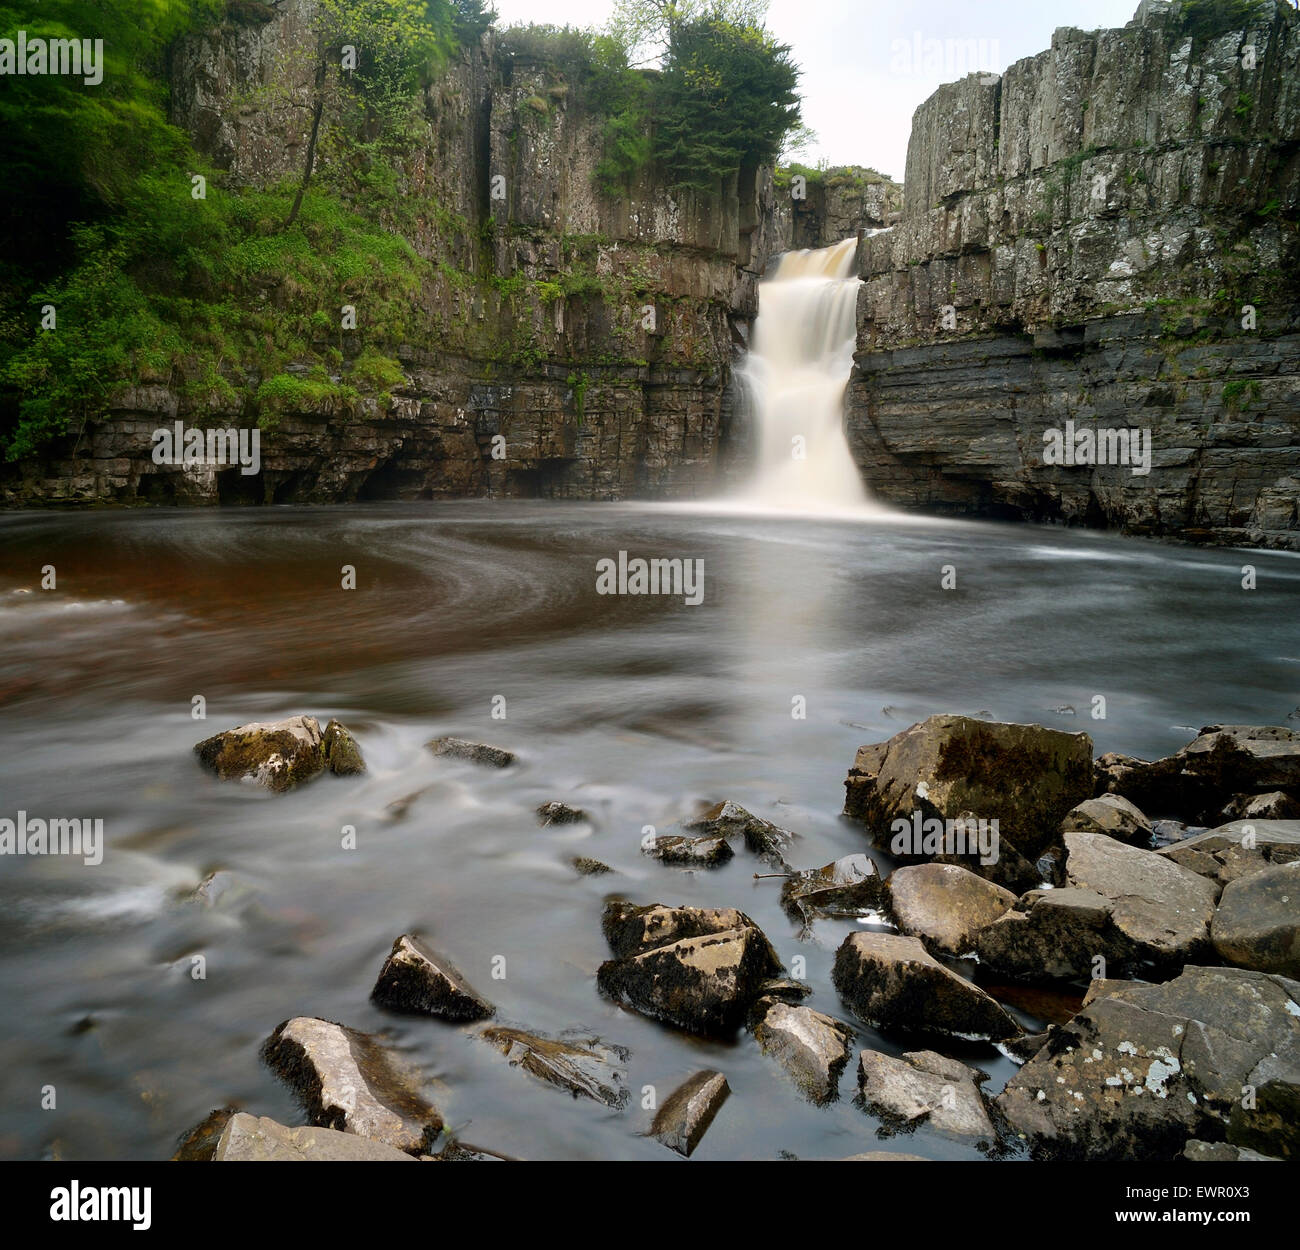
263 1017 442 1153
832 931 1022 1043
1159 820 1300 886
371 934 494 1020
782 854 881 926
857 1049 995 1145
1212 861 1300 977
1061 794 1152 846
214 1113 415 1161
843 714 1094 862
645 834 734 866
753 1001 854 1103
649 1070 730 1156
481 1027 629 1108
1064 831 1220 967
886 862 1016 957
599 924 783 1035
997 965 1300 1160
684 800 796 867
427 737 515 768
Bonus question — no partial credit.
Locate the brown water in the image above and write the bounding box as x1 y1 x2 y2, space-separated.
0 502 1295 1161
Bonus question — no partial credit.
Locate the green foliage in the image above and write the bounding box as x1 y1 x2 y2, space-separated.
348 350 407 390
1175 0 1276 40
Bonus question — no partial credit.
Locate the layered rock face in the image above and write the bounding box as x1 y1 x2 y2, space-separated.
848 1 1300 548
770 168 902 252
3 1 780 506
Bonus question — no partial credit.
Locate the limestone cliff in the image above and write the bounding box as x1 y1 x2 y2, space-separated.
848 0 1300 548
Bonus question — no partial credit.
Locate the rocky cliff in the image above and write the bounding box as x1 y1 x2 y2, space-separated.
1 0 783 505
848 0 1300 548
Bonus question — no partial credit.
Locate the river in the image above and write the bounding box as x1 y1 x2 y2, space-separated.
0 501 1295 1160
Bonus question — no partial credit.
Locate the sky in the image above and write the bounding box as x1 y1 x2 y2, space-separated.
490 0 1145 181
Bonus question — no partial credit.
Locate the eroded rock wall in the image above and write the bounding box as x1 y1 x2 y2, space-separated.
848 0 1300 547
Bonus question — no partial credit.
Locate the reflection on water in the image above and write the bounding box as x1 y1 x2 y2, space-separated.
0 502 1295 1160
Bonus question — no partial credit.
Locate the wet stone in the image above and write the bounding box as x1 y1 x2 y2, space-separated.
649 1069 730 1157
481 1027 629 1108
427 737 516 768
371 934 494 1021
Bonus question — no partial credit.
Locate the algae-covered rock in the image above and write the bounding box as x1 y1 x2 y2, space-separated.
481 1027 629 1108
322 718 366 775
194 715 328 792
371 934 494 1021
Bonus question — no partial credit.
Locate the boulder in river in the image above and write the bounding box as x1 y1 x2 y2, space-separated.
997 965 1300 1160
857 1049 995 1146
886 862 1016 957
1096 725 1300 825
537 801 587 826
427 737 515 768
1219 791 1300 822
752 1000 854 1103
1060 794 1152 846
684 800 796 867
573 856 612 876
172 1106 238 1161
598 903 782 1035
644 833 734 867
843 715 1094 866
649 1070 730 1157
195 715 354 792
214 1112 415 1161
481 1027 629 1108
831 932 1022 1043
601 900 762 959
262 1016 443 1153
322 718 366 775
1159 819 1300 886
1062 831 1220 969
371 934 494 1021
976 887 1135 982
781 854 881 926
1211 861 1300 977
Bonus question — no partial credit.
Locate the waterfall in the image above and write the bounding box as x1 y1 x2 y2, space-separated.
734 236 881 513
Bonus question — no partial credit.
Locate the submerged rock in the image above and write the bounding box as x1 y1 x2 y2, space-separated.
573 856 612 876
752 1001 854 1103
537 801 586 826
857 1049 995 1145
481 1027 629 1108
1211 861 1300 976
598 903 782 1035
172 1106 238 1161
781 854 880 925
1063 831 1220 968
832 932 1022 1043
684 800 796 866
322 718 366 775
645 833 734 867
371 934 494 1021
1061 794 1152 846
886 862 1016 957
1159 819 1300 886
214 1112 414 1162
649 1070 730 1157
427 737 515 768
262 1016 442 1153
843 715 1094 865
997 965 1300 1160
194 715 333 792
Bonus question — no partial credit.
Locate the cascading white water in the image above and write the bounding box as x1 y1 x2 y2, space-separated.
734 236 880 512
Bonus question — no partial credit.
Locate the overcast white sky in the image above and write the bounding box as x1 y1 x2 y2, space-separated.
490 0 1144 180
